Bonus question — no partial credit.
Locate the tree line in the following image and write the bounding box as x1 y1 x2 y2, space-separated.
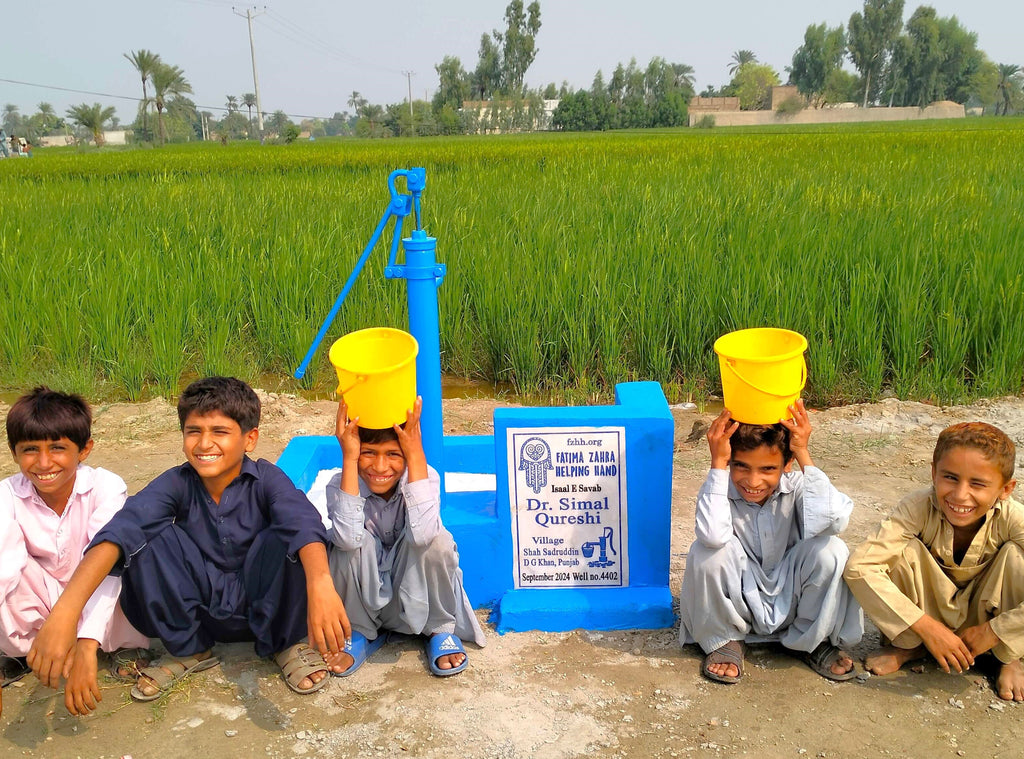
3 0 1021 146
787 0 1023 114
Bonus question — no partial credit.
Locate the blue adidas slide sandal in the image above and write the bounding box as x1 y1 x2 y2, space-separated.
426 633 468 677
334 631 387 677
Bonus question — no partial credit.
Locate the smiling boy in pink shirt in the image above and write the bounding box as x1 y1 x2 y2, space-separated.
0 387 148 717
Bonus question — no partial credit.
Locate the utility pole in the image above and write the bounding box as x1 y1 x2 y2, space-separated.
233 6 266 135
403 70 415 136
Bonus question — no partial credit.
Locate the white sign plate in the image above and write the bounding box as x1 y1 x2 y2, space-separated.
508 427 628 589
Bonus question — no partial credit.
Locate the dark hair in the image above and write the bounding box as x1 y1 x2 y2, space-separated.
357 425 400 445
6 386 92 451
177 377 261 432
933 422 1016 482
730 421 793 463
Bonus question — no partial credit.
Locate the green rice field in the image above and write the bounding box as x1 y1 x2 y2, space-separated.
2 119 1023 406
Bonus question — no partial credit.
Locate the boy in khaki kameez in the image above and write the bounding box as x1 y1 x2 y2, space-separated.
845 422 1024 701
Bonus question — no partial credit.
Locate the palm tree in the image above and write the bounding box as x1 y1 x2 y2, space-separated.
728 50 757 76
36 102 56 130
225 95 239 114
996 63 1022 116
3 103 21 133
124 49 161 141
348 91 367 114
363 104 384 135
150 62 193 145
65 102 116 146
267 110 293 137
671 63 696 94
242 92 257 134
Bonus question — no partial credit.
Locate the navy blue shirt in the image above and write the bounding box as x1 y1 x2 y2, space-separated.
91 457 327 575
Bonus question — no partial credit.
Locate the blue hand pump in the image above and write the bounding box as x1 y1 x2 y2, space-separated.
294 168 447 479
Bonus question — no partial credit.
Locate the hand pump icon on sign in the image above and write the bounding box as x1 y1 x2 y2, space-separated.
581 527 617 568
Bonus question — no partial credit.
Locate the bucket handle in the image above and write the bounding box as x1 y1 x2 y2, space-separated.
336 375 369 397
724 357 807 399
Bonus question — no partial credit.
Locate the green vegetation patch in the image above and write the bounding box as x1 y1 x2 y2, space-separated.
2 121 1023 405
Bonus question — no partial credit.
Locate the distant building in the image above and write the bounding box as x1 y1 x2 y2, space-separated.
37 130 127 148
688 96 740 113
460 99 559 134
689 88 964 127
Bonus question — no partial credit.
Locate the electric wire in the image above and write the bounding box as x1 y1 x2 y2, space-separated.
0 77 345 122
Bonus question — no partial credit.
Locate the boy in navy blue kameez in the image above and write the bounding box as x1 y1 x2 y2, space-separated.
28 377 353 701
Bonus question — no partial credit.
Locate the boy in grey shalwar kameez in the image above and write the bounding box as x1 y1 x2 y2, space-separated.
679 400 862 683
326 397 485 677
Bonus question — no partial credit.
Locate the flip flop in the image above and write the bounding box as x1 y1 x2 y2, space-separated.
426 633 468 677
108 646 154 683
701 640 744 684
333 631 388 677
802 641 858 682
129 654 220 702
275 642 332 694
1 656 30 687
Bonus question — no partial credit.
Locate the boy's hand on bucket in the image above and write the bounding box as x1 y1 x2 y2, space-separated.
335 400 361 461
707 408 739 470
780 399 814 470
395 397 428 483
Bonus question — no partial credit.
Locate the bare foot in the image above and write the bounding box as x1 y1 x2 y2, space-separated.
829 649 855 677
702 640 744 682
706 658 739 679
996 658 1024 701
434 652 466 671
323 649 354 674
294 667 329 691
111 649 151 680
135 651 213 698
865 645 926 675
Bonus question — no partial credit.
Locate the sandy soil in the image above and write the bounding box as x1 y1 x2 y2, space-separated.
3 393 1024 759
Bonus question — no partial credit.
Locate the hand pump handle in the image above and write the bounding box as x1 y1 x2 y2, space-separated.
292 169 422 379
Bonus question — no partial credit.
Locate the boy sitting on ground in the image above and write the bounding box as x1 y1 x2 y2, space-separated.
326 396 485 677
1 388 150 717
28 377 352 707
844 422 1024 701
679 400 863 683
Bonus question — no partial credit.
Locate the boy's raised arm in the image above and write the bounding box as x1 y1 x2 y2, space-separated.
335 400 363 497
395 397 441 546
784 400 853 537
326 400 370 551
394 396 428 484
694 409 739 547
27 541 121 688
781 400 814 470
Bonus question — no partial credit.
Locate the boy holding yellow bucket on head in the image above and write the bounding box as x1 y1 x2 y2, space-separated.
325 328 485 677
678 328 863 684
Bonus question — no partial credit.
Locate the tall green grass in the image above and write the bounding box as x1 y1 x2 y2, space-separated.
1 120 1023 405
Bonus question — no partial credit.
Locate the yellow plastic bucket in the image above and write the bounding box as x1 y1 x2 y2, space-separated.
714 328 807 424
328 327 419 429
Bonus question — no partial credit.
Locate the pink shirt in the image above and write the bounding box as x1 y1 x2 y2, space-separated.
0 465 129 641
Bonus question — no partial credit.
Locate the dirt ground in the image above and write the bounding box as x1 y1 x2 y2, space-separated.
3 393 1024 759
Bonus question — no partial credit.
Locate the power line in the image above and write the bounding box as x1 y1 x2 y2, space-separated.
3 5 420 123
0 77 141 103
260 9 404 77
0 77 343 123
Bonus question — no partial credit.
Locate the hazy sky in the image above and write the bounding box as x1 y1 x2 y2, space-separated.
3 0 1021 124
